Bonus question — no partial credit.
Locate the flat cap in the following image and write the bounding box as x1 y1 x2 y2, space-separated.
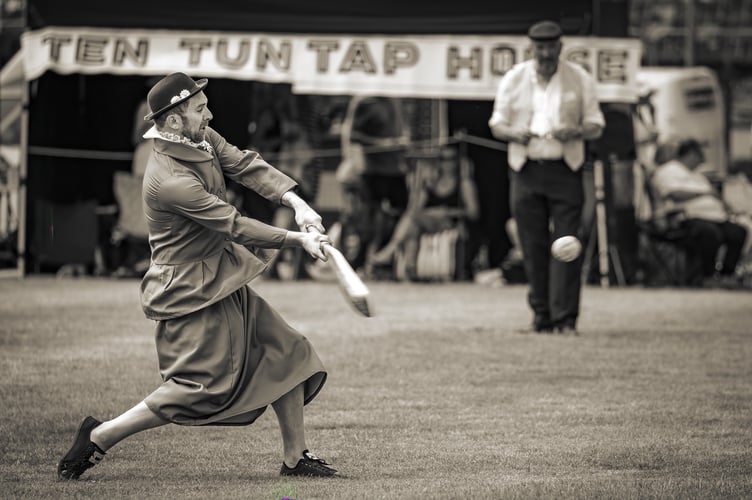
528 20 563 41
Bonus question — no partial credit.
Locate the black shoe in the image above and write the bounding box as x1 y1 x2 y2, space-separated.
534 314 553 333
554 319 578 335
280 450 337 477
57 416 106 480
516 316 553 334
555 325 578 335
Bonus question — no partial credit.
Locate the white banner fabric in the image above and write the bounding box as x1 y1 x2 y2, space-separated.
22 27 643 102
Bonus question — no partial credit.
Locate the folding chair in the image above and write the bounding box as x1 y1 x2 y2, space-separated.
111 171 151 277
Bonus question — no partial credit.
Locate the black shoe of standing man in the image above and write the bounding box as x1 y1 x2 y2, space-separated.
554 318 578 335
517 314 553 334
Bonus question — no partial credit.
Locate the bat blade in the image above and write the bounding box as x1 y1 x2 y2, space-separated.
321 243 372 317
307 224 372 317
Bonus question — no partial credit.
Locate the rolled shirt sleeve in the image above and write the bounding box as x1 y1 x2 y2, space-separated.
488 66 518 130
579 67 606 128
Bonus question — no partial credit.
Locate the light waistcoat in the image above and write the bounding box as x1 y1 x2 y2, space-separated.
491 60 599 171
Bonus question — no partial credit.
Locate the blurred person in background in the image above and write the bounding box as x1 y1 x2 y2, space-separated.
108 89 155 278
369 144 480 280
242 85 316 224
57 72 338 480
651 138 748 288
246 86 318 280
336 95 409 272
488 20 604 334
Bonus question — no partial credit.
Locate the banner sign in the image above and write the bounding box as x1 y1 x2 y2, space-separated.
22 27 643 102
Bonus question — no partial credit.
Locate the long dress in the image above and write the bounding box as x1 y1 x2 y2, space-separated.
144 285 326 426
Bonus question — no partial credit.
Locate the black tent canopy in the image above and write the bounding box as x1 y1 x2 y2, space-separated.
27 1 594 35
20 0 601 274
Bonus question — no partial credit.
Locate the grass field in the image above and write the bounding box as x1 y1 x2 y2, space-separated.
1 277 751 499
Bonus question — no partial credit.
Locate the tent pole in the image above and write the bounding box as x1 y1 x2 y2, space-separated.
16 75 29 278
593 159 610 287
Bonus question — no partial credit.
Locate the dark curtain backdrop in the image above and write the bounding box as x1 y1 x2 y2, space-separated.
23 0 599 272
27 74 254 206
27 1 594 35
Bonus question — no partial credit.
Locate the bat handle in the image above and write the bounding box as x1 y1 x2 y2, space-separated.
304 224 334 258
320 241 335 259
305 223 323 234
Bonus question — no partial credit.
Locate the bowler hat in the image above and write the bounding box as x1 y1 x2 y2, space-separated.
144 72 208 121
528 20 563 41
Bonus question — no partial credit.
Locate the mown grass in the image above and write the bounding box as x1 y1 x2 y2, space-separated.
1 277 751 499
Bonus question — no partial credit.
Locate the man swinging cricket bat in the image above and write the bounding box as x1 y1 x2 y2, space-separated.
57 72 340 480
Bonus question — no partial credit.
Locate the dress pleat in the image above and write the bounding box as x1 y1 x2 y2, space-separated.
144 285 327 426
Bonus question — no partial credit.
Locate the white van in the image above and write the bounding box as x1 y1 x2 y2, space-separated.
633 66 726 179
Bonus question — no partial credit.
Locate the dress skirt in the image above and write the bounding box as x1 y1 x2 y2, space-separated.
144 285 327 426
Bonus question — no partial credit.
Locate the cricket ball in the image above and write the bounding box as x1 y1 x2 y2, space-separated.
551 235 582 262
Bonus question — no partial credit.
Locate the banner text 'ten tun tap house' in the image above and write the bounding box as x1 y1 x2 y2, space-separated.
22 27 643 102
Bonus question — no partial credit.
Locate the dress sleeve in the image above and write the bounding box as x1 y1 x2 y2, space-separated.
207 128 297 205
158 174 288 249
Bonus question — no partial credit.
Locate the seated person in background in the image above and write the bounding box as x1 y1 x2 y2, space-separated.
109 97 154 278
651 138 748 287
369 144 480 279
336 95 409 270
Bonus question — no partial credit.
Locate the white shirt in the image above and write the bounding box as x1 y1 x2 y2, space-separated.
652 159 728 223
488 59 605 171
527 72 564 160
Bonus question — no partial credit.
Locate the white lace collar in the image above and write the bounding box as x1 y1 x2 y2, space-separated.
143 126 213 153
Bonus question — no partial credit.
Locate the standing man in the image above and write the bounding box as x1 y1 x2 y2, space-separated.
58 73 338 479
488 21 605 334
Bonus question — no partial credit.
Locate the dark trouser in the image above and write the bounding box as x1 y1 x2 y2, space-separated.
682 219 748 277
510 160 584 329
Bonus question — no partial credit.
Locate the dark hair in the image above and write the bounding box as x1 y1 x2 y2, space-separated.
153 101 188 127
654 141 678 165
677 138 703 158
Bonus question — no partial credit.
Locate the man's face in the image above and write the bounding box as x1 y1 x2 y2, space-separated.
532 39 561 79
179 91 213 142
